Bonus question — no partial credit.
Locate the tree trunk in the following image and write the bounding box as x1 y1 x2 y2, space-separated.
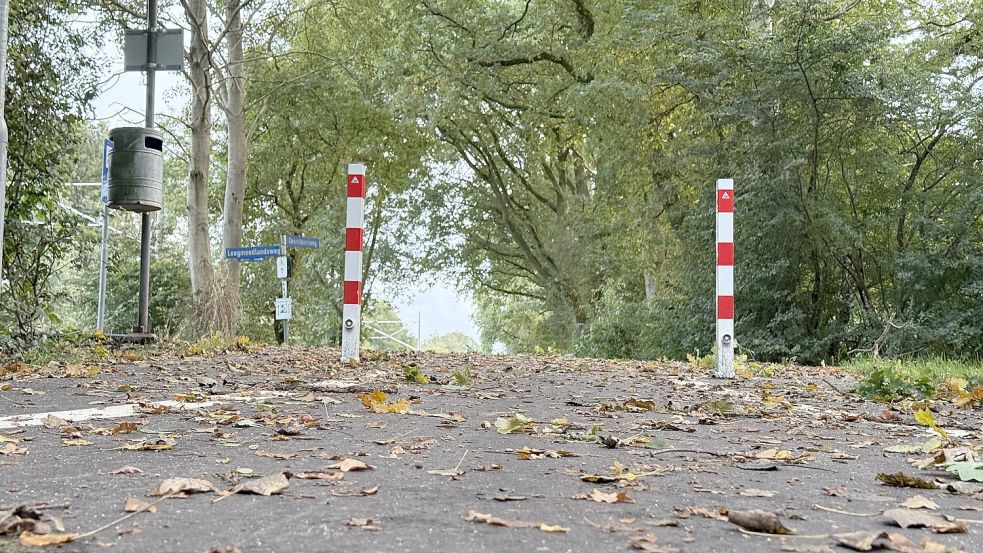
186 0 213 294
644 272 657 306
222 0 246 288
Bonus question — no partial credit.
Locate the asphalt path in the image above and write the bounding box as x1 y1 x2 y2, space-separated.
1 347 980 553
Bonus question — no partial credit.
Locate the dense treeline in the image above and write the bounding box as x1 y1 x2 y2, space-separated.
1 0 981 364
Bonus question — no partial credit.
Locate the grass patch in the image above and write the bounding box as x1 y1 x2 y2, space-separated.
845 356 983 401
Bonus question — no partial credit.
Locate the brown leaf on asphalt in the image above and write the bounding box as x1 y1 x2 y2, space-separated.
835 530 966 553
673 506 728 521
62 438 93 446
628 534 680 553
41 415 68 429
112 422 139 435
740 488 776 498
882 508 967 533
254 449 297 460
345 517 381 531
725 509 792 535
111 465 144 475
0 442 28 455
623 398 656 411
152 477 217 496
19 531 78 547
121 439 174 451
876 472 938 489
514 447 578 460
899 495 939 510
329 458 373 472
123 497 156 513
293 471 344 480
331 486 379 497
237 472 290 496
465 509 564 532
572 489 632 503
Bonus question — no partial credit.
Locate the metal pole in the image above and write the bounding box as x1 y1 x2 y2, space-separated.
135 0 157 334
0 0 11 288
281 236 288 345
97 205 110 331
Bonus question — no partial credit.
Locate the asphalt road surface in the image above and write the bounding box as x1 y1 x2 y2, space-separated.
1 347 980 553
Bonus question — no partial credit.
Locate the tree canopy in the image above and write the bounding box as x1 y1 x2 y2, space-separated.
2 0 981 364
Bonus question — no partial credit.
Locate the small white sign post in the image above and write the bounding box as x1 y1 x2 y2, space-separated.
275 297 292 321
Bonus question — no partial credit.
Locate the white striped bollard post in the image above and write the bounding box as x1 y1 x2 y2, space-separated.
716 178 735 378
341 163 365 362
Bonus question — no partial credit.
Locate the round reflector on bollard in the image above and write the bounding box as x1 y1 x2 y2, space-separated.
107 127 164 212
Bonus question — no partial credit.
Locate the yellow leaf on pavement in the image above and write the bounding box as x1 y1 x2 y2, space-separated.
19 532 78 546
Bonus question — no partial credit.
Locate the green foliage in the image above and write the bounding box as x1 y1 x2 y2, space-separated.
848 357 983 401
404 366 428 384
422 332 479 353
451 368 471 387
0 1 101 345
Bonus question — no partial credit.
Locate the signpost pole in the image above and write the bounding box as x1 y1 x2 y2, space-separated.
96 139 112 332
341 164 365 363
280 236 288 345
716 178 735 378
134 0 157 335
0 0 10 291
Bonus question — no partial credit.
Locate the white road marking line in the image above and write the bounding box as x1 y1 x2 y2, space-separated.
0 391 297 430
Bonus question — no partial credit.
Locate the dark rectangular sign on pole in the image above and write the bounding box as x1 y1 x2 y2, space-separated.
124 29 184 71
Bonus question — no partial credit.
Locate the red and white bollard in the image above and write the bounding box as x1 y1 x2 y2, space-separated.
341 163 365 363
716 178 735 378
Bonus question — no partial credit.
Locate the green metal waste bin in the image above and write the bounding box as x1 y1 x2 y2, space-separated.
107 127 164 212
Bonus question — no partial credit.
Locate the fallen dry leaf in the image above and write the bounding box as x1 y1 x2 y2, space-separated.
110 465 144 475
740 488 776 498
834 531 887 551
329 458 373 472
19 531 78 546
254 450 297 460
464 510 567 533
123 497 156 513
572 489 632 503
237 472 290 496
41 415 68 429
628 534 680 552
882 508 967 533
356 390 411 414
726 509 792 535
0 442 28 456
121 439 174 451
153 477 216 496
876 472 938 489
293 471 344 480
899 495 939 510
61 438 93 447
111 422 138 435
345 517 381 531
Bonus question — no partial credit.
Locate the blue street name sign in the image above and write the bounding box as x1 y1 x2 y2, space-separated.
285 235 320 249
225 245 281 262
